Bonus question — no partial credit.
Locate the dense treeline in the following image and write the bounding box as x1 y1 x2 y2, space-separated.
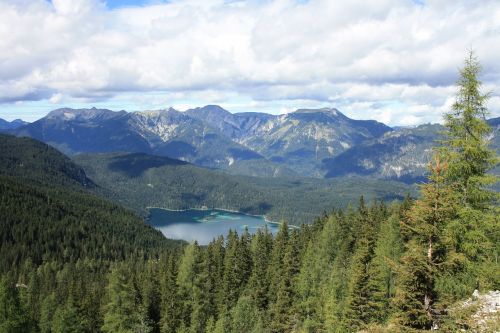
1 53 498 332
0 199 405 332
74 152 414 225
2 196 496 332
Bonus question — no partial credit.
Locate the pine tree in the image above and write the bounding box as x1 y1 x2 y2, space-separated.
221 230 252 312
323 208 358 332
141 261 161 333
296 213 342 331
39 293 57 333
364 210 404 324
190 249 210 333
205 236 225 320
342 199 378 331
267 222 289 309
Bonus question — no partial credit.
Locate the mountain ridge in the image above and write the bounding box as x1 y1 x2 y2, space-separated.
9 105 500 181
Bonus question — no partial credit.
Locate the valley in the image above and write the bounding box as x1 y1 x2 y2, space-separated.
73 151 415 225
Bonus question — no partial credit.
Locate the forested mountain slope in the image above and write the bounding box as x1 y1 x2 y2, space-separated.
74 151 415 225
0 134 182 273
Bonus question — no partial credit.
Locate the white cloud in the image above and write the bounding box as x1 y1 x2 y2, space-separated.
0 0 499 124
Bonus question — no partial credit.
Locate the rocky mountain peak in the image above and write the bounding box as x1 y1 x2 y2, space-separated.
46 108 125 122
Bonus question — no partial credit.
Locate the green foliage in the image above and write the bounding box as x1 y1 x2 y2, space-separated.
101 264 143 333
0 276 29 333
74 152 415 225
393 52 500 331
51 300 84 333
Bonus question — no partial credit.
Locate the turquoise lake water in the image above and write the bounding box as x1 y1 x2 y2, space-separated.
147 208 281 245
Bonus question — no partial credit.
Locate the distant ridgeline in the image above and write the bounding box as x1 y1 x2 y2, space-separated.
5 106 499 182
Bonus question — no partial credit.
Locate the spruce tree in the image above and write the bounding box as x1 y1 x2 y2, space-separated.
269 230 300 333
160 254 180 333
39 293 57 333
248 228 273 311
342 200 378 331
394 156 458 329
267 222 289 309
176 243 200 329
364 210 404 324
229 296 262 333
190 249 210 333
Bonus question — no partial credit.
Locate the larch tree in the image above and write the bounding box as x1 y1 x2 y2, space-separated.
439 51 499 299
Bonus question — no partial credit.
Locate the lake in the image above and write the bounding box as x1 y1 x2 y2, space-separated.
147 208 281 244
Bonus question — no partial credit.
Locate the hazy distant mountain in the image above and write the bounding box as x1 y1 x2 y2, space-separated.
0 118 28 130
11 107 284 175
323 118 500 183
11 105 498 181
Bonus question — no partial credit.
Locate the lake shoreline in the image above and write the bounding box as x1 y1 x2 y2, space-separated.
146 206 281 225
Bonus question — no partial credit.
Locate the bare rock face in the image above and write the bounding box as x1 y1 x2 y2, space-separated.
453 290 500 332
472 290 500 331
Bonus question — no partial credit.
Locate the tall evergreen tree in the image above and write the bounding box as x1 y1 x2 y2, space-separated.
176 243 200 329
160 254 180 333
248 228 273 311
394 156 458 329
364 210 404 324
205 236 225 320
39 293 57 333
439 51 499 298
267 222 289 309
341 199 379 331
442 51 497 208
102 264 142 333
269 230 301 333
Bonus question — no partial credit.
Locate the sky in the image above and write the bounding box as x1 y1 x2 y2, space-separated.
0 0 499 125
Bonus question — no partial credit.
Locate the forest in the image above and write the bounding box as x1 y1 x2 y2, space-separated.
0 55 498 333
74 151 414 226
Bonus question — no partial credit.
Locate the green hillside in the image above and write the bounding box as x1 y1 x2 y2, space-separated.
0 134 182 273
74 152 416 225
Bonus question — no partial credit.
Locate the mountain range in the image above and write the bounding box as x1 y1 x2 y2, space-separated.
0 118 27 130
3 106 499 182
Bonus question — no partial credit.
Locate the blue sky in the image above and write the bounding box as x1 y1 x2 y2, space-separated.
1 0 499 125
